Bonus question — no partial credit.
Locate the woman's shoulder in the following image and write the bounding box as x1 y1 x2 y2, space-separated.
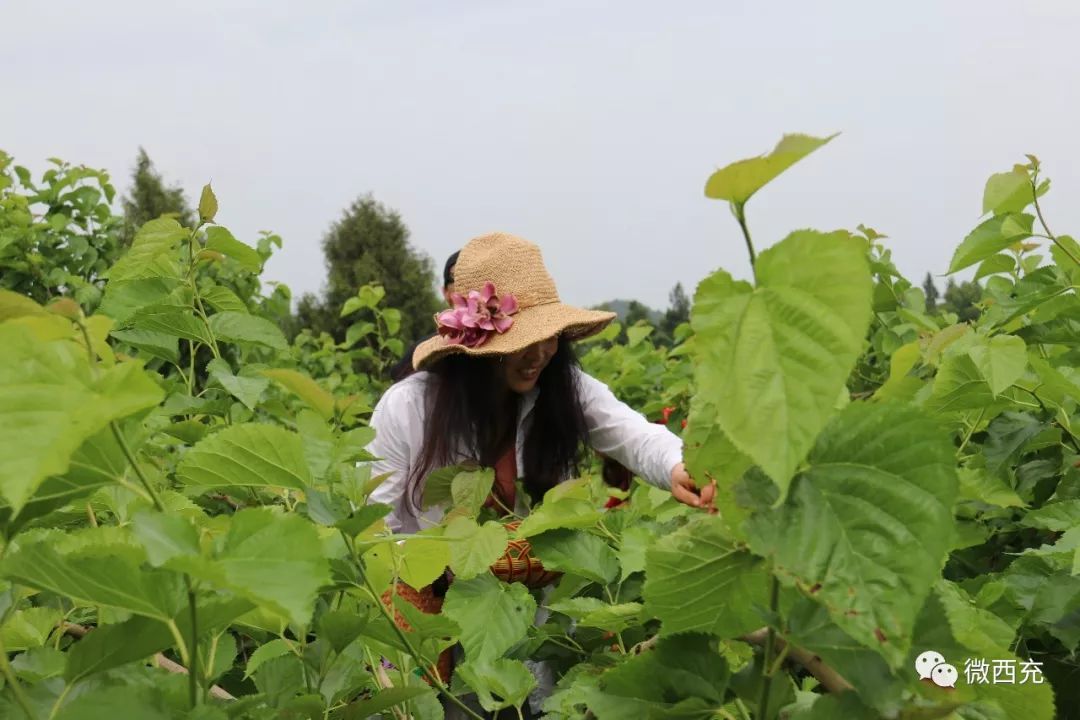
570 366 606 394
374 371 433 416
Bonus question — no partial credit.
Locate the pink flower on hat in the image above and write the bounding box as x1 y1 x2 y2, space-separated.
436 281 519 348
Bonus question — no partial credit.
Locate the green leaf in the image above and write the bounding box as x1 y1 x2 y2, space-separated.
1022 500 1080 531
617 525 654 579
514 497 602 538
645 514 768 639
782 692 881 720
451 468 496 517
982 411 1043 474
201 285 249 314
199 183 218 223
691 230 872 492
98 278 177 325
390 596 460 660
546 597 607 619
0 540 184 620
704 132 838 205
318 608 370 654
131 511 200 567
582 633 729 720
177 423 311 489
957 467 1025 508
626 324 652 348
205 226 262 272
0 426 125 533
948 213 1035 273
1030 573 1080 652
445 517 509 580
381 307 402 336
926 335 1027 414
107 218 187 282
529 529 619 584
208 311 287 350
207 358 269 411
341 687 432 719
344 321 375 348
456 658 537 712
396 536 451 589
914 581 1056 719
0 326 163 513
983 168 1033 216
109 328 179 364
357 284 386 309
202 632 237 685
182 508 331 627
1050 234 1080 282
784 599 906 716
335 503 392 537
0 607 63 651
124 303 211 343
0 289 47 321
11 646 65 682
244 637 295 679
261 368 335 419
64 597 251 681
681 399 754 540
442 573 536 663
578 602 644 632
750 402 957 668
421 465 487 512
974 253 1017 281
54 684 173 720
968 334 1027 396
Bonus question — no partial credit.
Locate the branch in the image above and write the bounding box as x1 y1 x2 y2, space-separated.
61 623 235 701
630 628 854 695
741 628 853 694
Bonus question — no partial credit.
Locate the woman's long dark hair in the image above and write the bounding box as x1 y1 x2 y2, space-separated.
404 339 590 513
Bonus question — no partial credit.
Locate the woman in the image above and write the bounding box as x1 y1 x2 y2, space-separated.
367 231 714 534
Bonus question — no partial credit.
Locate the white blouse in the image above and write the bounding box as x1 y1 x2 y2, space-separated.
364 367 683 533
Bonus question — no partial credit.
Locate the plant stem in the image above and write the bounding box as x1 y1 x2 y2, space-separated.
755 575 780 720
45 682 73 720
956 407 987 459
543 635 586 656
0 633 38 720
166 620 191 667
110 422 165 512
185 579 200 707
187 340 196 395
733 202 757 270
348 534 484 720
594 519 621 548
1031 176 1080 268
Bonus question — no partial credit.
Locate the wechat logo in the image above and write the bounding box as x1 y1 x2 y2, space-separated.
915 650 958 688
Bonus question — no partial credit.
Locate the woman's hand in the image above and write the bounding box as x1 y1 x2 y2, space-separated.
670 462 717 512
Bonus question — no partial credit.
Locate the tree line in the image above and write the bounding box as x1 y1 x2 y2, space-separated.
119 149 981 350
122 149 693 348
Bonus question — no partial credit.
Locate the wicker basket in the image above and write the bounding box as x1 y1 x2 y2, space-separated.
379 581 454 683
490 520 562 588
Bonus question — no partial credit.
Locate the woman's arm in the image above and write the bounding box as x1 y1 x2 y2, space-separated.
576 370 716 509
575 369 682 490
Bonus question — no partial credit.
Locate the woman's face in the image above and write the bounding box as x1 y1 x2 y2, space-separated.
501 336 558 394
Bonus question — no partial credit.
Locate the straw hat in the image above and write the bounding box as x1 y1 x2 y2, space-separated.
412 232 616 370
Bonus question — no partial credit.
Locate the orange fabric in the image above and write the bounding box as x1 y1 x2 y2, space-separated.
486 445 518 513
380 582 454 683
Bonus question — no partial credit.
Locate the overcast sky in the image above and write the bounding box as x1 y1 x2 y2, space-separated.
4 1 1079 311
